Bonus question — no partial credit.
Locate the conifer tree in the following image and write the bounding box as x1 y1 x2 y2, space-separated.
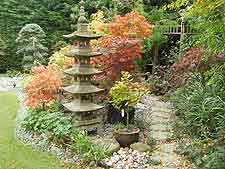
16 24 48 71
0 36 7 72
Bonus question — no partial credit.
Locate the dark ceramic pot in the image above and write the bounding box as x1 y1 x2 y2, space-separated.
106 103 135 124
114 128 140 147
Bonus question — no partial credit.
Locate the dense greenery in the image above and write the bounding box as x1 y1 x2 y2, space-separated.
178 141 225 169
22 101 109 163
0 0 177 73
0 36 7 72
0 0 79 72
168 1 225 168
171 73 225 139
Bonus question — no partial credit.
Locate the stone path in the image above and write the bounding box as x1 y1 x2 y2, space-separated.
0 77 16 91
136 95 186 169
147 96 182 169
0 77 27 123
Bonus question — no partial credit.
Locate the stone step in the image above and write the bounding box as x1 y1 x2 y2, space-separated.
151 150 180 168
153 101 172 109
150 124 172 132
150 131 173 141
150 111 172 120
150 118 171 125
159 143 176 153
151 107 173 114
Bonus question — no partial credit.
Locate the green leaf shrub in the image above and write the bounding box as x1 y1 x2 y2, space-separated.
110 71 150 110
72 131 108 163
177 141 225 169
22 111 73 140
171 73 225 139
110 71 150 128
22 102 73 140
22 101 108 163
172 65 225 168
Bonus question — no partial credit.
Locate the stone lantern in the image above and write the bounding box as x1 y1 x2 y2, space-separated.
62 0 104 131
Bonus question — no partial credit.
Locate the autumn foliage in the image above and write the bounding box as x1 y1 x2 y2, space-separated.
91 37 142 80
109 11 152 38
25 65 62 108
90 11 152 81
170 48 204 88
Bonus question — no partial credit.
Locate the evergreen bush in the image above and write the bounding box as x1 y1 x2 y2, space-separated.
16 24 48 71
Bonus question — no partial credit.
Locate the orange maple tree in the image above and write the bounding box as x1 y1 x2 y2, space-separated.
109 11 152 38
91 37 142 80
24 65 62 109
91 12 152 81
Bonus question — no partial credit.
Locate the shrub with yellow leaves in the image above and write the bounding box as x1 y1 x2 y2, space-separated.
49 45 74 71
89 11 108 35
109 71 150 128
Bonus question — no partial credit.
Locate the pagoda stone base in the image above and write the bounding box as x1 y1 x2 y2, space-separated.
71 112 102 131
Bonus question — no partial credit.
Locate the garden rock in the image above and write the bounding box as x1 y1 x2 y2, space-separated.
130 142 152 152
102 148 150 169
91 138 120 154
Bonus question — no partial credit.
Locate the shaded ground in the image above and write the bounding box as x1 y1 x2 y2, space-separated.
0 92 61 169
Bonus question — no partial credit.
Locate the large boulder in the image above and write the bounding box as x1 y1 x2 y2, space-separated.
130 142 152 152
91 138 120 154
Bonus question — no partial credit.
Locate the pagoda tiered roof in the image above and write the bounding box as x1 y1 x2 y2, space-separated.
64 64 102 76
63 81 104 94
64 47 102 57
63 31 102 39
63 100 104 113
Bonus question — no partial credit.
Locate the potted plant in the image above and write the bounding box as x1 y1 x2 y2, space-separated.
109 72 150 147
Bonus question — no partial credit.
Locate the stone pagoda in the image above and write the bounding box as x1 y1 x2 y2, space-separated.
62 0 104 131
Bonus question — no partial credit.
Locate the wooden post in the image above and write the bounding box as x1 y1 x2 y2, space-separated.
152 42 159 73
179 17 185 56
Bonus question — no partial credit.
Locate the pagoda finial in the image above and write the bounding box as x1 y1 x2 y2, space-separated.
78 0 88 23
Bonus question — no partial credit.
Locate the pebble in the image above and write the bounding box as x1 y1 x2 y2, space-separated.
16 126 81 163
103 148 150 169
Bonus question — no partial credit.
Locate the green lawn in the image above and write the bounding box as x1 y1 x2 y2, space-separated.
0 92 61 169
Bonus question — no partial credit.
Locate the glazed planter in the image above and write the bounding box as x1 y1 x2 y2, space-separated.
106 103 135 124
114 128 140 147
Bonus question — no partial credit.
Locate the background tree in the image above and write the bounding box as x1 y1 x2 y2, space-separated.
0 36 7 72
16 24 48 71
0 0 179 73
0 0 79 72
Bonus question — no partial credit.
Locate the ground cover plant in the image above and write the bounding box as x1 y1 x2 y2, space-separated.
22 103 73 141
72 131 108 163
22 100 110 164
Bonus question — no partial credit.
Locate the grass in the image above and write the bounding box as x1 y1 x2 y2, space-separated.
0 92 61 169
